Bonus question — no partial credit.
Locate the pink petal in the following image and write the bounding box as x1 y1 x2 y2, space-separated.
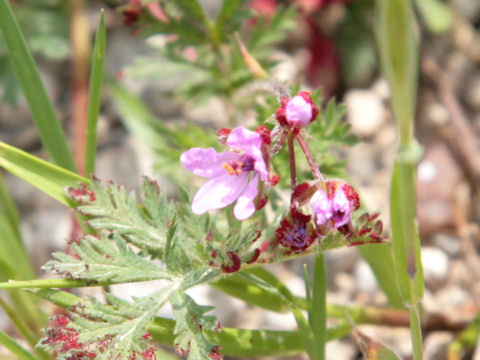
310 190 333 225
191 172 249 215
331 189 351 227
234 174 259 220
226 127 263 151
180 148 238 178
286 95 312 127
227 127 269 181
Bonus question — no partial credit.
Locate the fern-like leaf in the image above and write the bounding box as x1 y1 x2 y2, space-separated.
40 289 174 360
43 234 171 283
170 290 221 360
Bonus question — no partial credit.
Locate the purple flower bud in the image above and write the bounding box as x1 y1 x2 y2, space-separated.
275 91 318 130
310 181 360 229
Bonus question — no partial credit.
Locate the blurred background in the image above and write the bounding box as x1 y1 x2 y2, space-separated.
0 0 480 359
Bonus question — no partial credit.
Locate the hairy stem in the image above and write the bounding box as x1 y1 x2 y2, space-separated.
295 133 323 180
288 133 297 189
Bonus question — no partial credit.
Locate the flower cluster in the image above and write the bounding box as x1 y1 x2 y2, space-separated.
181 91 370 258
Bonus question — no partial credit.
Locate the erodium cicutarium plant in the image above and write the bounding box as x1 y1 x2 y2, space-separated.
36 89 386 360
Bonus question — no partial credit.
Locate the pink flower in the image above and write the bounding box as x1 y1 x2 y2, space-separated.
180 127 270 220
275 91 318 130
310 181 360 228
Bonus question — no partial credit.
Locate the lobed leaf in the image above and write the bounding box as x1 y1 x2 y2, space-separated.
40 288 174 360
170 290 220 359
43 234 171 283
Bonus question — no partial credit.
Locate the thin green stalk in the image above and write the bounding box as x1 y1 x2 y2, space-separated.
0 297 37 347
409 305 423 360
0 278 113 289
0 0 76 172
0 141 88 207
309 254 327 360
377 0 424 359
0 297 49 360
0 330 37 360
85 10 106 176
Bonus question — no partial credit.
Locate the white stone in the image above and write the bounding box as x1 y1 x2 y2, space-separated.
436 285 471 310
421 247 449 283
424 332 454 360
354 259 378 294
345 89 386 137
418 160 438 183
326 340 357 360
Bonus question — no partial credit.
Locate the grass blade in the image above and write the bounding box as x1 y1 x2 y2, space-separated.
309 254 327 360
85 10 106 176
0 172 20 239
359 244 404 308
0 0 76 172
0 142 88 207
0 330 37 360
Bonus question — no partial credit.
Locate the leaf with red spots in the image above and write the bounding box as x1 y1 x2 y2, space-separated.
39 288 175 360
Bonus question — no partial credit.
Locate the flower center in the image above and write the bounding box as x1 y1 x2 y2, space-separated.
222 155 255 176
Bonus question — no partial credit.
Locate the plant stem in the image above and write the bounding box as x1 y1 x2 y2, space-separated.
295 133 322 180
0 278 112 289
377 0 424 358
409 305 423 360
0 297 37 348
310 254 327 360
288 133 297 189
70 0 91 176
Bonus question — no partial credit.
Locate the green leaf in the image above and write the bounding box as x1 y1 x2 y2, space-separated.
390 162 424 305
43 234 172 283
359 244 404 308
0 330 37 360
211 273 290 313
415 0 452 34
237 272 318 359
32 288 352 358
0 172 33 279
70 177 173 253
0 142 87 206
377 0 418 143
309 254 327 360
170 290 219 360
39 289 174 360
0 0 76 172
173 0 208 26
85 10 106 176
215 0 248 37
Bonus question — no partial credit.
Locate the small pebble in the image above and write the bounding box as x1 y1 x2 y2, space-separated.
354 259 378 294
421 246 450 284
345 89 386 138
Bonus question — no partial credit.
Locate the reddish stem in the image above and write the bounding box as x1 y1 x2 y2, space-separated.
296 133 323 180
288 133 297 189
70 0 90 176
